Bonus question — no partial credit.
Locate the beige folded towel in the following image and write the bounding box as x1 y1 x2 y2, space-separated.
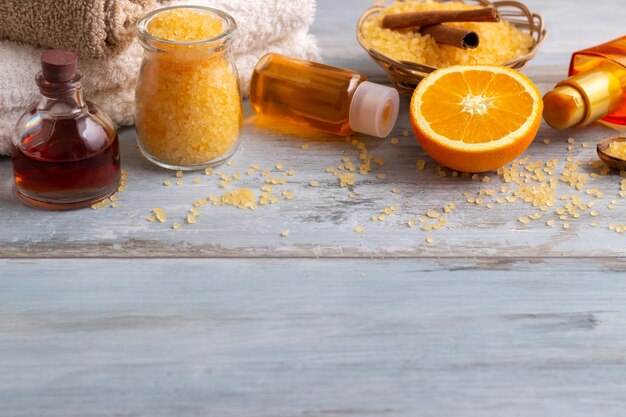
0 0 155 59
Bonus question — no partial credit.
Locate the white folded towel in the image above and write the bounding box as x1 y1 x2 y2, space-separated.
0 0 319 155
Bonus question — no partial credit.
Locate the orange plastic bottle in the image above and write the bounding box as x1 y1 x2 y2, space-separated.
543 35 626 128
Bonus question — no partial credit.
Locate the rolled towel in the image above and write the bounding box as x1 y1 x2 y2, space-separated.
0 0 155 59
0 29 320 155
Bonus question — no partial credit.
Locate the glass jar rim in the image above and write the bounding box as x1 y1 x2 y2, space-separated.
136 5 237 46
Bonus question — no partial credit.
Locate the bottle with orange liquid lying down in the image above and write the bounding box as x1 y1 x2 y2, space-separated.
543 35 626 129
249 53 400 138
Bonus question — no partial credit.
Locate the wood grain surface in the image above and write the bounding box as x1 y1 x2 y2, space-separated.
2 1 626 416
3 258 626 417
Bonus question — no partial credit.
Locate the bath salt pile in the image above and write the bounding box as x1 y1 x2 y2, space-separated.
0 0 320 155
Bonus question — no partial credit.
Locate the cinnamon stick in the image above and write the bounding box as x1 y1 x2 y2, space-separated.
420 24 479 50
382 7 499 30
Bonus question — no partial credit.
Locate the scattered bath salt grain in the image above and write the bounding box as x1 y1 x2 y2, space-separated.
300 143 310 150
546 219 555 227
172 222 180 230
392 188 400 194
567 138 575 144
204 167 213 175
176 180 184 185
563 222 570 229
390 137 399 145
280 229 290 237
163 180 171 186
377 173 386 180
175 171 183 178
310 180 320 187
402 130 409 137
146 214 156 223
152 208 167 223
192 177 201 184
543 138 550 144
186 214 197 224
416 160 426 170
426 236 434 244
354 225 364 233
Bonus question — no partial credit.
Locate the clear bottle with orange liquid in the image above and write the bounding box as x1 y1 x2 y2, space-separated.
543 35 626 129
249 54 399 138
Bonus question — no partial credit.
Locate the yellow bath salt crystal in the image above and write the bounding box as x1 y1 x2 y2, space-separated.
392 188 400 194
348 192 358 199
300 143 310 150
186 214 197 224
283 190 295 200
152 208 167 223
407 219 416 228
451 171 459 177
377 173 386 180
617 226 626 233
591 222 598 227
426 210 439 218
371 214 378 221
219 181 229 188
226 161 234 167
390 205 398 211
246 169 255 176
354 225 364 233
546 219 555 227
163 180 171 186
543 139 550 144
379 214 388 221
171 222 180 230
261 185 273 192
438 171 447 177
280 230 290 237
266 177 286 185
111 202 119 208
204 167 213 176
608 204 616 210
425 236 434 244
262 169 270 177
192 177 201 184
374 156 385 166
390 137 399 145
383 207 393 215
568 145 575 151
221 188 257 209
175 171 183 178
529 213 542 220
339 173 356 187
475 197 484 205
518 216 530 225
110 194 119 202
190 207 201 216
416 160 426 170
286 169 295 176
482 176 491 183
563 222 570 229
276 163 285 170
422 224 433 231
402 130 409 137
568 138 575 144
176 180 184 186
310 180 320 187
146 214 156 222
582 142 589 148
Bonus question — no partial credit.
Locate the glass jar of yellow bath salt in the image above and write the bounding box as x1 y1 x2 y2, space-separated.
135 6 242 170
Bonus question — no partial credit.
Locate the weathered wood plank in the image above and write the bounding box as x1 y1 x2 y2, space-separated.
1 66 625 258
2 258 626 417
1 0 626 259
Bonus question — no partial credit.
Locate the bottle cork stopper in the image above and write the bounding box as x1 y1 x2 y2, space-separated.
41 49 78 83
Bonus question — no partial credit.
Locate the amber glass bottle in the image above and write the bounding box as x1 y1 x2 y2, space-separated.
12 50 121 210
249 54 399 138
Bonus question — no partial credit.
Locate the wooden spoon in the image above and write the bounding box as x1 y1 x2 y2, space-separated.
597 136 626 171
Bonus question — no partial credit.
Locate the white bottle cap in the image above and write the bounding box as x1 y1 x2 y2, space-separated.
348 81 400 138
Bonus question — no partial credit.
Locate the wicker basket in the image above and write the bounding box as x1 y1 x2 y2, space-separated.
357 0 546 95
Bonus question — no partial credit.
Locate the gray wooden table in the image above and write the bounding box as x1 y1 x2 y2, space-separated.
2 1 626 416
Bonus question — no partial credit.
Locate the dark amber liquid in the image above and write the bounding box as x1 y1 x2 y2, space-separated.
12 108 121 209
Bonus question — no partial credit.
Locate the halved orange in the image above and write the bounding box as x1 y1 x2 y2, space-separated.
410 65 543 173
